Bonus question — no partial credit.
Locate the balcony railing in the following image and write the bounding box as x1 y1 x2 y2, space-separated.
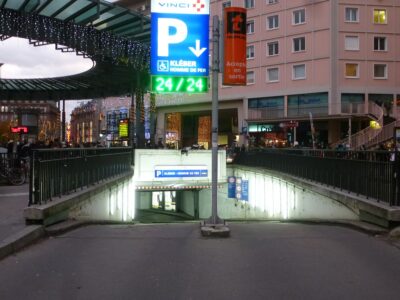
248 103 368 121
287 106 328 117
248 108 284 120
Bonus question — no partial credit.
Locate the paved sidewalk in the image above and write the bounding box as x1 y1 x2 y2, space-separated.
0 183 29 243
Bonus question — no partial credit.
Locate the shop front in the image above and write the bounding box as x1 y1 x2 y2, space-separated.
164 109 238 149
248 123 287 148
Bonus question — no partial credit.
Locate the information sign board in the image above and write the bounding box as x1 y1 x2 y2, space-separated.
151 0 210 78
155 165 208 178
118 119 129 138
151 76 208 93
227 176 236 198
223 7 247 85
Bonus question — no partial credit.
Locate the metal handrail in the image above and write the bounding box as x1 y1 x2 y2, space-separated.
331 101 384 149
29 147 134 206
235 149 399 206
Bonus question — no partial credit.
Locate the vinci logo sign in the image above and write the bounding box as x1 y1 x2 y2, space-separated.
151 0 210 77
151 0 209 14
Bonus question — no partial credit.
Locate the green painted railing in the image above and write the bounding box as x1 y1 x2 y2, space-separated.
29 147 134 206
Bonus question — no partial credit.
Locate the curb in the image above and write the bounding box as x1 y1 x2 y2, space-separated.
0 219 390 261
222 219 389 235
0 225 45 261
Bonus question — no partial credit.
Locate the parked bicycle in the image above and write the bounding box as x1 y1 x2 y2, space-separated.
0 157 26 186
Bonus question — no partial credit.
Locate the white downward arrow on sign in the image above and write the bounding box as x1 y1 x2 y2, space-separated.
189 40 207 57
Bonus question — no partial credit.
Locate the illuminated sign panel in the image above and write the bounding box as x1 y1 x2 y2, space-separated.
223 7 247 85
154 165 208 178
11 126 28 133
119 119 129 138
151 0 210 93
151 76 207 93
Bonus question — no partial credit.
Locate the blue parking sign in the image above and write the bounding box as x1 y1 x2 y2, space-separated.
151 1 210 77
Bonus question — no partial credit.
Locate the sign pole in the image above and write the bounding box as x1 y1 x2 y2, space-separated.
211 15 222 225
201 15 229 236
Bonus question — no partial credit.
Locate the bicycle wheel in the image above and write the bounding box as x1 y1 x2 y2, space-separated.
8 168 26 186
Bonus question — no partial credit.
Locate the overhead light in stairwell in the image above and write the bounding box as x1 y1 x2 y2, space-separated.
370 120 381 130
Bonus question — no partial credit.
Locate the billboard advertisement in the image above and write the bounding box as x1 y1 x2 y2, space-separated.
223 7 247 85
118 119 129 139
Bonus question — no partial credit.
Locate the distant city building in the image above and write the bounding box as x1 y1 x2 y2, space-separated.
101 96 131 143
70 101 100 145
0 100 60 144
69 96 132 145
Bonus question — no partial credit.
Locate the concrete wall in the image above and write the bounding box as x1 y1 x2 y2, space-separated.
134 149 226 184
69 177 135 222
181 190 195 216
178 166 358 221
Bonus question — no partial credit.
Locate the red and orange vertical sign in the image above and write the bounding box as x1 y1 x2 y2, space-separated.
223 7 247 86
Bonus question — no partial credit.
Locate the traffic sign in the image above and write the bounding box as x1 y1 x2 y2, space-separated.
151 0 210 78
154 165 208 178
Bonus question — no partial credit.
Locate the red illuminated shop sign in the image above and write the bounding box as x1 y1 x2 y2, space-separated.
11 126 28 133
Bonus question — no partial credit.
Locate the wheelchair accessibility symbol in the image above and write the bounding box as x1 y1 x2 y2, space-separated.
157 60 169 72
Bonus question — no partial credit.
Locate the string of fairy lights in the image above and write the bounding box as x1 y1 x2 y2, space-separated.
0 8 150 70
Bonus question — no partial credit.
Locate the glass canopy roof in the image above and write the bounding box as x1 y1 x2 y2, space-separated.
0 0 151 100
0 0 150 42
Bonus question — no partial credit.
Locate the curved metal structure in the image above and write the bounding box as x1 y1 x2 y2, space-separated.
0 0 151 100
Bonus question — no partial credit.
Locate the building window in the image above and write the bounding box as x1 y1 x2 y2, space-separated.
293 64 306 80
247 20 254 34
374 64 387 79
267 15 279 29
293 9 305 25
345 7 358 22
222 1 231 8
267 41 279 56
267 67 279 82
245 0 254 9
268 0 278 4
247 45 255 59
374 36 387 51
345 36 359 51
247 71 255 84
293 37 305 52
345 63 359 78
373 9 387 24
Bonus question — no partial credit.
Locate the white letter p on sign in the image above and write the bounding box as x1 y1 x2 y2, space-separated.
157 18 188 57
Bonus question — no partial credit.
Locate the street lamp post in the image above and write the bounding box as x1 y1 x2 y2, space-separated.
200 15 230 237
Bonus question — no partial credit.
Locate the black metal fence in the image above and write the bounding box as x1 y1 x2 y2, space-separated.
235 149 400 206
29 147 134 206
0 153 19 169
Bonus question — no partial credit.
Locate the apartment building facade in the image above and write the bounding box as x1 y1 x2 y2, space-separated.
151 0 400 148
